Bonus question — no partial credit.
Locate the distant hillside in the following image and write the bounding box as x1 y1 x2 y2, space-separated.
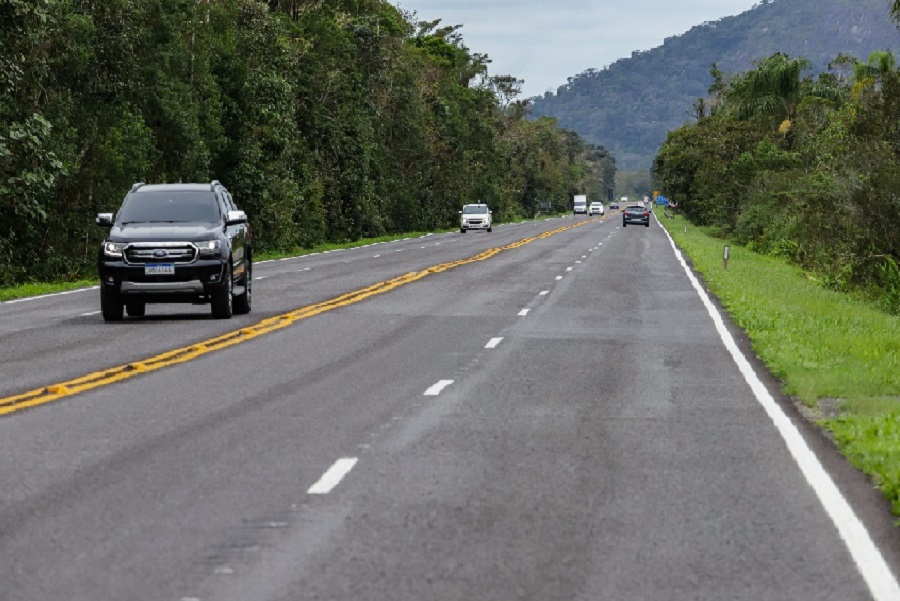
529 0 900 170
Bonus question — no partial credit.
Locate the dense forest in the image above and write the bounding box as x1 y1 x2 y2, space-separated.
0 0 615 287
653 42 900 313
530 0 900 169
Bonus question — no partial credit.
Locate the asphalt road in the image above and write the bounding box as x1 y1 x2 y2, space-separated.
1 213 898 601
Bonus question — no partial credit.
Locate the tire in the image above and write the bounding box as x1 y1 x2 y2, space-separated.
623 221 627 227
487 226 492 232
460 228 466 233
125 301 146 317
210 263 233 319
233 258 252 315
100 286 124 322
645 222 650 227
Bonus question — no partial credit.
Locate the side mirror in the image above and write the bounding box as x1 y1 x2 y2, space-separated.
96 213 114 227
458 211 463 214
226 210 247 225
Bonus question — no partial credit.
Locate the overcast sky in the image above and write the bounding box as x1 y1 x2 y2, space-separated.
391 0 761 98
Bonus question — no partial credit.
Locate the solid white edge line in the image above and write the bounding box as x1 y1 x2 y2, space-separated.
307 457 358 495
659 222 900 601
2 286 99 305
485 337 503 349
424 380 454 396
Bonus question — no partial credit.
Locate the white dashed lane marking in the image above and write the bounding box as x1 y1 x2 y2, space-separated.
485 337 503 349
424 380 454 396
518 309 530 316
307 457 358 495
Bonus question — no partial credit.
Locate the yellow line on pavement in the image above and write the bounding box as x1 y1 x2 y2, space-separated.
0 220 592 416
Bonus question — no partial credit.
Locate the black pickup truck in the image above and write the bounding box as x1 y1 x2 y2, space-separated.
96 181 252 321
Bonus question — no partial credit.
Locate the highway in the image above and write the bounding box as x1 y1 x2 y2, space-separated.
1 214 898 601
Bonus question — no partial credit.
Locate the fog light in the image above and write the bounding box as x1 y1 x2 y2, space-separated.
209 273 220 282
105 276 115 285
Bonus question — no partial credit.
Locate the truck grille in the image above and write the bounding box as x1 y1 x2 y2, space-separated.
124 242 198 265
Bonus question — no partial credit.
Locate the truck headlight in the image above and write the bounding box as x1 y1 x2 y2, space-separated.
103 242 127 258
196 239 222 257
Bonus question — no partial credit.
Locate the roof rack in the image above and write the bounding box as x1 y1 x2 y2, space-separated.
210 180 221 191
130 182 145 192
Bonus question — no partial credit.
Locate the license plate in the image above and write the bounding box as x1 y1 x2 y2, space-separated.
145 263 175 275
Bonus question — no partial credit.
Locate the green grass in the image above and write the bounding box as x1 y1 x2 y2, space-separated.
0 279 98 302
662 213 900 515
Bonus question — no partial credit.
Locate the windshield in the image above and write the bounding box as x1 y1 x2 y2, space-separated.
463 206 488 214
117 191 221 224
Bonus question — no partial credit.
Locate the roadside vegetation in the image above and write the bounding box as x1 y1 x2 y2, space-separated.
654 47 900 316
662 213 900 515
0 0 615 289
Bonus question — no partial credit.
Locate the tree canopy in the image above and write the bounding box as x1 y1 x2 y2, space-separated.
654 47 900 313
0 0 614 286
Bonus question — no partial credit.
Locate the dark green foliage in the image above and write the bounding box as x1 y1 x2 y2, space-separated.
654 49 900 314
530 0 900 170
0 0 607 285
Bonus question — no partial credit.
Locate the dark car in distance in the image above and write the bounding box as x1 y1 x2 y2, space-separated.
622 204 650 227
96 181 252 321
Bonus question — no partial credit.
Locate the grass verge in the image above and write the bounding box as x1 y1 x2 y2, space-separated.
661 213 900 516
0 279 98 302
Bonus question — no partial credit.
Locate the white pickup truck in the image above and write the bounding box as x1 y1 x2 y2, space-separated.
459 203 492 232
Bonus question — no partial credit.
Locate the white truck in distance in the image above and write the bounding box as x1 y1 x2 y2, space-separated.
573 195 587 215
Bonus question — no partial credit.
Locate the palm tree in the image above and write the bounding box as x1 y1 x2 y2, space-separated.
853 50 897 89
734 53 811 126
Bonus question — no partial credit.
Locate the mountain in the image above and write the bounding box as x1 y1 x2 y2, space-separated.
528 0 900 170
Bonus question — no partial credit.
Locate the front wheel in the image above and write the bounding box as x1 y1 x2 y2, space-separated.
460 228 466 233
101 286 124 322
233 258 252 315
125 301 145 317
210 263 233 319
623 222 627 227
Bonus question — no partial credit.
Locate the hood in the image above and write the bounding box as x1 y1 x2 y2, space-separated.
108 222 222 243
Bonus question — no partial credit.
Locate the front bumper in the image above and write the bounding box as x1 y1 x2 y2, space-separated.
99 259 227 301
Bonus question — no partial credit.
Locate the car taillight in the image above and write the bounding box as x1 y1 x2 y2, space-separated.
644 211 649 216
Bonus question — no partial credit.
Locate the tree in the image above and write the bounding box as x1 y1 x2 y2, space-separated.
732 53 812 127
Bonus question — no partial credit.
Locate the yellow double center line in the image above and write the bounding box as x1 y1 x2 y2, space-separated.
0 220 592 416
